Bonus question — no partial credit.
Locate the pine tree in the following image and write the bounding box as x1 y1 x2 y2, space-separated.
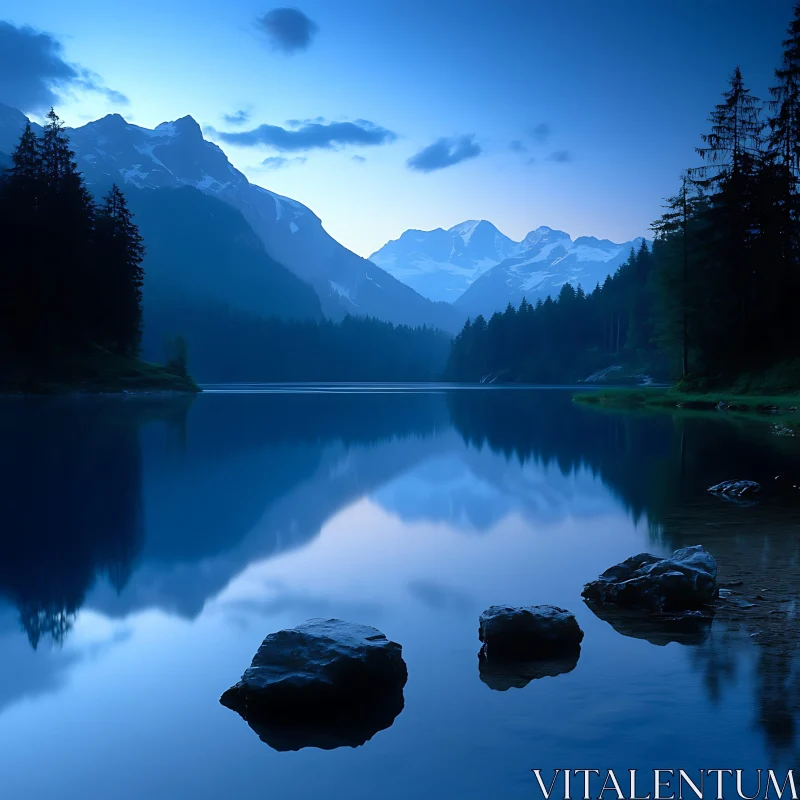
95 184 145 355
692 68 765 364
39 109 97 351
0 124 42 358
766 3 800 350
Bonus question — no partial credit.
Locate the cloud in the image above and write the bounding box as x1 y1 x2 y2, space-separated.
547 150 573 163
529 122 551 143
351 154 366 163
509 139 527 154
0 21 128 113
261 155 307 169
223 109 250 125
210 118 397 151
256 7 319 54
406 135 482 173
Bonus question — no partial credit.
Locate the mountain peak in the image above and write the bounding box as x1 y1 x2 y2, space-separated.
172 115 203 136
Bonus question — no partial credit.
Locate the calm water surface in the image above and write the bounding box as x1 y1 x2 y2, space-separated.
0 386 798 799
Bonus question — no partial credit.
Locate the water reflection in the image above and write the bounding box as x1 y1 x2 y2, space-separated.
0 386 799 784
478 648 581 691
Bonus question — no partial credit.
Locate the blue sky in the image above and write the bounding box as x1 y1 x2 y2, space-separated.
0 0 794 256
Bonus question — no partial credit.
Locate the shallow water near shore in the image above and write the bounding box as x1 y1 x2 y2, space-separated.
0 386 798 799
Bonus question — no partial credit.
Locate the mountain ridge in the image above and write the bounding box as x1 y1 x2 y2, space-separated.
370 218 646 315
0 103 463 334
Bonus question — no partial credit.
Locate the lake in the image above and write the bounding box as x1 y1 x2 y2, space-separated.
0 385 798 799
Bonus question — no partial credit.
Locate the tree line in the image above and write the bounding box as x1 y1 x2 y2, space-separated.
446 241 661 382
148 303 452 383
448 4 800 389
0 110 145 367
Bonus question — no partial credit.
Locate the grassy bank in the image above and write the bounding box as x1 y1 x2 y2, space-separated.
0 348 200 395
574 387 799 412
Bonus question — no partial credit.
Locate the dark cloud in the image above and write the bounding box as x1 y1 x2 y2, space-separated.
211 118 397 151
351 154 366 163
529 122 551 143
509 139 527 154
261 155 307 169
406 135 482 173
0 21 128 113
223 109 250 125
547 150 573 163
256 7 319 54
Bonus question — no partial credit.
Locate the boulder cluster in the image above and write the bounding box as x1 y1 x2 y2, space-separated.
220 545 719 749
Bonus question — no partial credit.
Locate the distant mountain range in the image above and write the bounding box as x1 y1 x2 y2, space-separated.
0 101 645 340
370 219 645 318
0 103 463 337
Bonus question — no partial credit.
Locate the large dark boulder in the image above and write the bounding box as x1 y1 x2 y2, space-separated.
220 618 407 751
582 545 717 613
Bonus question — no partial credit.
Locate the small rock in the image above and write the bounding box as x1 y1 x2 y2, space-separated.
220 619 407 751
478 605 584 660
582 545 717 613
708 480 761 498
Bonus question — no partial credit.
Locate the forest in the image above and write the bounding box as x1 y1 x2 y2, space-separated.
151 306 452 383
0 113 449 387
448 4 800 391
0 113 146 366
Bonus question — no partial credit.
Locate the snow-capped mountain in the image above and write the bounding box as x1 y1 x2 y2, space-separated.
0 103 462 333
369 220 521 302
369 217 645 318
455 229 645 319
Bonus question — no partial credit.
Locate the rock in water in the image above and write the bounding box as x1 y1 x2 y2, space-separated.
220 618 407 751
478 605 584 658
707 480 761 498
581 545 717 612
477 605 583 691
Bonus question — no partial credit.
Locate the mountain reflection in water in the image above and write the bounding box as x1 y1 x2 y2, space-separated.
0 386 799 792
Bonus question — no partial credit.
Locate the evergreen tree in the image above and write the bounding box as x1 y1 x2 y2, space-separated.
95 185 145 355
38 109 97 351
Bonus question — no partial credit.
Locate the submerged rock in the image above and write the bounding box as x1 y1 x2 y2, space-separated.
708 479 761 498
220 618 407 751
581 545 717 613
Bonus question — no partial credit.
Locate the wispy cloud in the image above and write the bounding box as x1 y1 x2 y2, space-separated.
209 118 397 151
529 122 551 143
509 139 527 154
547 150 573 163
407 134 482 173
351 154 366 163
223 109 250 125
261 155 307 169
0 21 128 113
255 7 319 54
